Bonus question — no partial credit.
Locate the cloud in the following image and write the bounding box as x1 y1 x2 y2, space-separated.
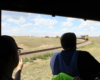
60 22 73 27
2 10 43 25
2 22 10 27
12 27 20 31
67 18 75 22
2 10 42 23
59 28 73 34
2 10 27 24
2 10 29 19
78 20 99 30
20 23 33 27
61 28 67 31
48 26 54 29
7 17 26 24
33 18 58 26
71 27 77 30
2 10 100 37
95 23 100 26
60 18 74 27
2 26 27 36
72 29 100 37
90 27 96 30
84 28 88 30
28 13 41 18
78 21 90 29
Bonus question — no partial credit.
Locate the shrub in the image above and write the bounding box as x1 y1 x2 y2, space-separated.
24 52 55 63
23 57 29 63
30 57 37 60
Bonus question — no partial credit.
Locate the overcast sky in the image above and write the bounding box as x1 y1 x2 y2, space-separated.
1 10 100 37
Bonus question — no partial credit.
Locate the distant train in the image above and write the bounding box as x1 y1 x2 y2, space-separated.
45 36 49 38
81 35 89 40
56 36 60 38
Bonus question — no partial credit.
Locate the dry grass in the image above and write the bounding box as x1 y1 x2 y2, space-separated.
21 59 52 80
15 37 100 80
12 36 61 52
13 37 100 80
78 37 100 62
12 36 81 53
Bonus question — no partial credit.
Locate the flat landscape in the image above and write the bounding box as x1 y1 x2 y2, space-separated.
13 37 100 80
12 36 81 53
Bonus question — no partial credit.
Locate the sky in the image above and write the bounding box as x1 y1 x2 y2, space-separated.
1 10 100 37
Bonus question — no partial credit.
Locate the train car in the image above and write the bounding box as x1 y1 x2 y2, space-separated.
81 35 89 40
56 36 60 38
45 36 49 38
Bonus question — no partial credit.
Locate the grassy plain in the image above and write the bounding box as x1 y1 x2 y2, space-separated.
12 36 61 52
13 37 100 80
78 37 100 62
12 36 81 53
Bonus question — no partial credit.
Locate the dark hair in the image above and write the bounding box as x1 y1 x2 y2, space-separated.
60 32 76 49
0 35 19 70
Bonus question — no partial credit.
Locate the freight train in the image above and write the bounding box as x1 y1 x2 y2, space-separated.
81 35 89 40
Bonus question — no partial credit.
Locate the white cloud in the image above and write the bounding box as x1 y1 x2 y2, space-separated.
84 28 88 30
61 28 67 31
71 27 77 30
33 18 58 26
60 18 74 27
74 31 100 37
12 27 20 31
2 10 100 37
2 10 42 24
80 20 100 26
11 26 26 32
90 27 95 30
7 17 26 24
60 22 73 27
28 13 41 18
67 18 75 22
95 23 100 26
48 26 54 29
20 23 33 27
78 20 99 30
2 10 29 19
2 22 10 27
59 28 73 34
2 26 27 36
78 21 90 28
2 10 27 24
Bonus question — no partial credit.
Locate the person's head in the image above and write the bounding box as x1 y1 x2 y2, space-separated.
0 35 22 72
60 32 77 50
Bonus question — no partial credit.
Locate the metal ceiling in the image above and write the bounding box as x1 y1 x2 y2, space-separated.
1 0 100 21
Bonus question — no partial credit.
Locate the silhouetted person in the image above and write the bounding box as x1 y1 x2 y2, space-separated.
50 32 100 80
0 35 23 80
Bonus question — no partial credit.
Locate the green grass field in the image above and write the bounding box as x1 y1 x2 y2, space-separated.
12 36 81 53
13 37 100 80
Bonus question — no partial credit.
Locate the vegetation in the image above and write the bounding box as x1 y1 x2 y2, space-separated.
23 53 54 63
12 36 81 53
78 37 100 62
12 36 60 52
21 59 52 80
13 37 100 80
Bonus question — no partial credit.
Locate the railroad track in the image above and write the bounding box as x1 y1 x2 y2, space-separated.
20 39 88 56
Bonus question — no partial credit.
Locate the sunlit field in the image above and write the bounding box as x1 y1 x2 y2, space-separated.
12 37 100 80
2 10 100 80
12 36 81 53
12 36 61 53
78 37 100 62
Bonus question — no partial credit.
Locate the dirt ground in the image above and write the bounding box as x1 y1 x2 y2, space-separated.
20 39 92 58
